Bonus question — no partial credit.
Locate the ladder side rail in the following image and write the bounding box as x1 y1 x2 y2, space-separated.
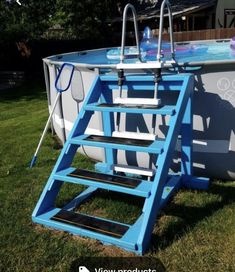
120 4 141 63
136 75 194 253
100 86 117 169
32 76 102 217
157 0 175 61
181 92 193 182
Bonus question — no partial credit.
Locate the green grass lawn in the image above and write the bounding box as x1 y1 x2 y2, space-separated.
0 79 235 271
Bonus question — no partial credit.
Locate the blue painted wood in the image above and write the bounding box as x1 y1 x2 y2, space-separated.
104 83 183 92
33 72 210 255
85 103 176 116
181 92 193 183
159 175 182 209
121 214 144 252
100 74 188 82
63 186 98 211
32 76 102 217
32 179 64 218
100 89 117 169
95 162 113 174
183 176 210 190
136 73 194 253
32 208 138 253
70 135 165 154
54 167 152 198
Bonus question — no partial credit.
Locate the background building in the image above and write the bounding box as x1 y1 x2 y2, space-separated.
216 0 235 28
112 0 235 32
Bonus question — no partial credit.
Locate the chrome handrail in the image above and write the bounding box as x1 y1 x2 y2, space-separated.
157 0 175 62
120 4 141 63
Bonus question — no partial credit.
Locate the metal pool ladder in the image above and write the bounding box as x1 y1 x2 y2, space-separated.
120 3 141 63
119 0 175 67
116 0 176 108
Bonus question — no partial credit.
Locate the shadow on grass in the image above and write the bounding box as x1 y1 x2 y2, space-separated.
58 182 235 253
54 181 235 248
56 189 144 220
150 182 235 252
0 76 46 102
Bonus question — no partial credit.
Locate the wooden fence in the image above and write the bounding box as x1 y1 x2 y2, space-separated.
153 27 235 42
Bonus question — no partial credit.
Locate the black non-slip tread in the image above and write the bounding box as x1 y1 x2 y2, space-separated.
68 168 141 189
51 209 129 238
85 135 153 147
98 103 160 109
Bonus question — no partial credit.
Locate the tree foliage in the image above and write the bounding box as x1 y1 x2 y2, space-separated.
0 0 156 42
48 0 115 40
0 0 56 42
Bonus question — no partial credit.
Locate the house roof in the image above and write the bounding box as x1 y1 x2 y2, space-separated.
111 0 217 23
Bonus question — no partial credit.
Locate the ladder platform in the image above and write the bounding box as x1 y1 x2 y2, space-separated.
70 134 164 154
54 167 152 197
51 209 129 238
68 168 141 188
85 103 175 115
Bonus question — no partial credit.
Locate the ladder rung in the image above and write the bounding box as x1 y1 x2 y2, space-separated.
114 98 161 106
116 60 176 70
51 209 129 238
112 131 156 141
113 164 155 177
99 103 159 109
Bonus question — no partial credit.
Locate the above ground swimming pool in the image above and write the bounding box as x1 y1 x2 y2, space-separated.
43 39 235 180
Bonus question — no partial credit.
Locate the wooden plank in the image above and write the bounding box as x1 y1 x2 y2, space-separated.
152 27 235 42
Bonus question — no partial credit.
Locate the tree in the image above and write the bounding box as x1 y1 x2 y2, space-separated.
0 0 157 71
0 0 56 60
48 0 114 40
0 0 157 42
0 0 56 41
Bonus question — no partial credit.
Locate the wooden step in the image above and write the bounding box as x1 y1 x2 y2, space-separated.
54 167 152 197
70 134 165 154
51 209 129 238
68 168 141 189
85 103 175 115
86 135 153 147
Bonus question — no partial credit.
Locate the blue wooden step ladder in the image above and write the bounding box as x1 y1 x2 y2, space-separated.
32 73 209 254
